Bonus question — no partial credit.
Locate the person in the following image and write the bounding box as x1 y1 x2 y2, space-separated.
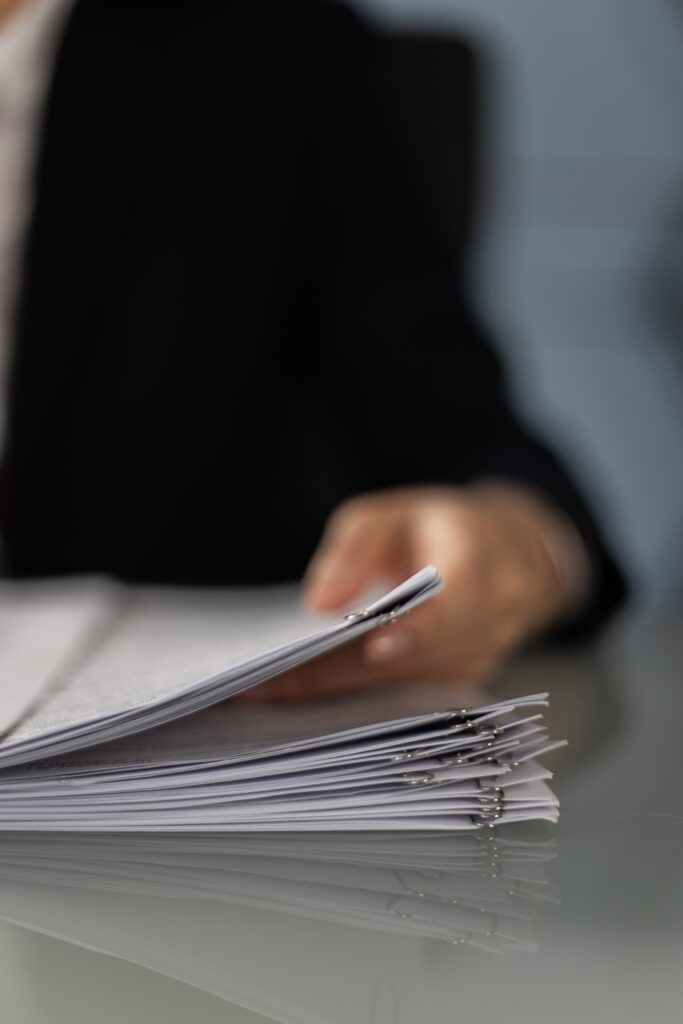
0 0 625 699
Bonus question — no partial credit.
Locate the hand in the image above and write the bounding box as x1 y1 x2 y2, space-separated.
241 484 590 700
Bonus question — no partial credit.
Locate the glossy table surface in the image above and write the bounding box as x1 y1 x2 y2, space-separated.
0 609 681 1024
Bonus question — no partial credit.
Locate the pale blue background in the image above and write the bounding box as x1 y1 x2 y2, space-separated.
352 0 683 604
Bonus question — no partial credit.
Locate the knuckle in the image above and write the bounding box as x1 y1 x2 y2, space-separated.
328 496 371 532
443 528 484 573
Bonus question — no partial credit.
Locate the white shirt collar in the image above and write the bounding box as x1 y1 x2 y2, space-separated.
0 0 73 121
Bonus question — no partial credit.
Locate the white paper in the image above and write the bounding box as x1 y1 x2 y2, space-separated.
0 570 564 832
0 568 443 768
0 578 119 738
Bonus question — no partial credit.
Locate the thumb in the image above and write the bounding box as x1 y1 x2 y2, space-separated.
303 499 400 611
364 597 440 668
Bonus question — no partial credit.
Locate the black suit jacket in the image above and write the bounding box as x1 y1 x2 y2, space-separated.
3 0 625 635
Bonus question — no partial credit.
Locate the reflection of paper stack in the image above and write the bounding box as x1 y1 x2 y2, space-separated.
0 572 563 830
0 828 558 955
0 830 559 1022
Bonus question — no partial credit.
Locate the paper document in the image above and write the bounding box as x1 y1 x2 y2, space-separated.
0 567 564 831
0 577 119 737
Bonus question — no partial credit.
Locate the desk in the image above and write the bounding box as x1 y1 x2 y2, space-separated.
0 611 681 1024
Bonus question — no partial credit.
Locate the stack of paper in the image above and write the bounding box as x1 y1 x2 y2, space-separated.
0 568 564 831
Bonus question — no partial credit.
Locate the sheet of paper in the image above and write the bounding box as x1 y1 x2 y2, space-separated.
0 578 120 739
1 585 333 742
0 568 443 767
0 679 488 775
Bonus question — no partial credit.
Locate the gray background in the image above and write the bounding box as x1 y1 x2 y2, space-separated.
353 0 683 604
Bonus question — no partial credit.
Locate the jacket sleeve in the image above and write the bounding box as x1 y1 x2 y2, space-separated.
305 6 626 639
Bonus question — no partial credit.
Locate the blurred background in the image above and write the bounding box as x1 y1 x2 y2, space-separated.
354 0 683 606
